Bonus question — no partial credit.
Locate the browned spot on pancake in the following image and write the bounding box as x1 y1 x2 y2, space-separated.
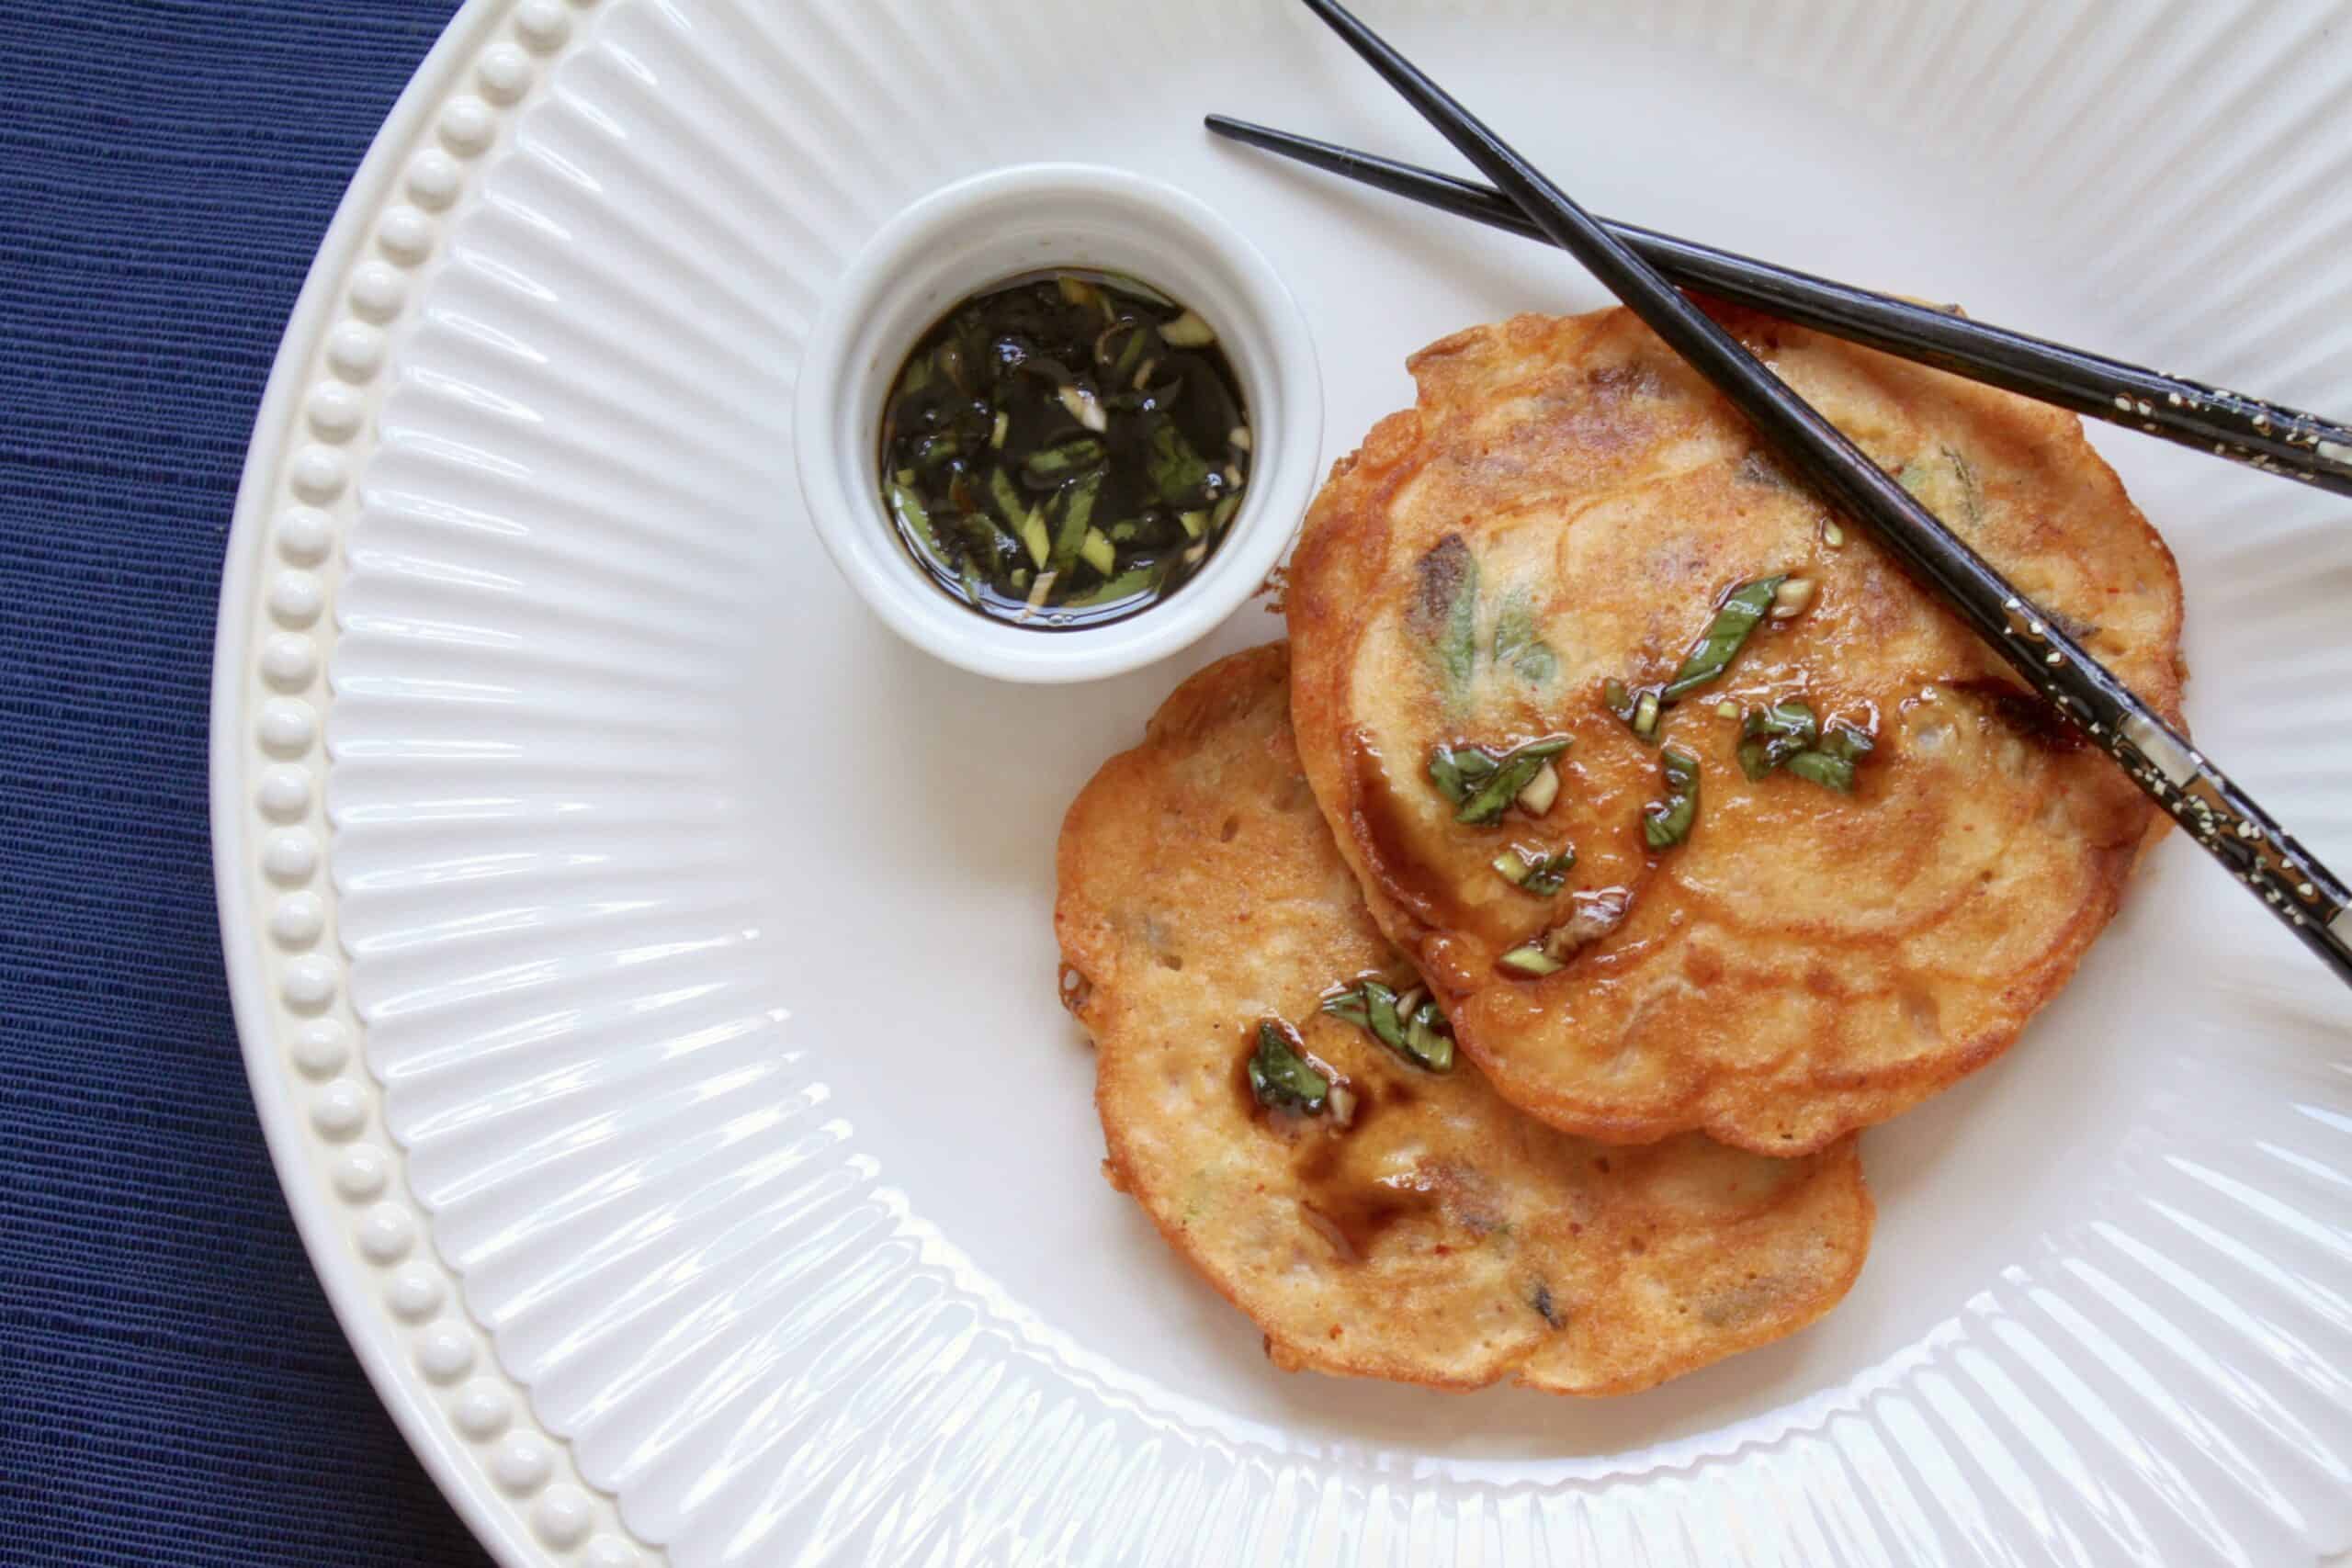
1951 677 2085 754
1297 1174 1442 1262
1405 533 1473 644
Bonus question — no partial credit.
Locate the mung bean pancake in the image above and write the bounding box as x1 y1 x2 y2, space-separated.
1286 307 2185 1155
1054 645 1871 1394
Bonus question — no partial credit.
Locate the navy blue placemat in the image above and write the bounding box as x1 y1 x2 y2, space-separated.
1 4 492 1563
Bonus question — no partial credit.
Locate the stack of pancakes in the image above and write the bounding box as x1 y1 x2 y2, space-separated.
1055 305 2185 1394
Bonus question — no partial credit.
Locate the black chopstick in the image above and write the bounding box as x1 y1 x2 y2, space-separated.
1205 113 2352 501
1293 0 2352 988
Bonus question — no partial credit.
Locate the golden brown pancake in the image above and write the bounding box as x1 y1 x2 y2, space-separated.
1286 306 2185 1156
1055 645 1871 1394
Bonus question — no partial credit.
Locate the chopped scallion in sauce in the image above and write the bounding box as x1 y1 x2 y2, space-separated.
878 270 1251 628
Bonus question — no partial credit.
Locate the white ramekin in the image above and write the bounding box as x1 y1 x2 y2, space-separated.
794 163 1322 683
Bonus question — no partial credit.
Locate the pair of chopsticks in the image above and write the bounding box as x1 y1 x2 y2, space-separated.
1205 115 2352 499
1251 0 2352 987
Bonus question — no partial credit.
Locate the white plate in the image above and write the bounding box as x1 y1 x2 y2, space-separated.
213 2 2352 1562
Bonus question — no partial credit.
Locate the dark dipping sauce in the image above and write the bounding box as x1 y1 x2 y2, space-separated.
877 268 1252 628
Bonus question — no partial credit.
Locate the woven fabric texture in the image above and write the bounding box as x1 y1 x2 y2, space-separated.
0 3 492 1562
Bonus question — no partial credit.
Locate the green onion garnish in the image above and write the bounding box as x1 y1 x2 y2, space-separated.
1430 735 1572 825
1493 843 1576 897
1498 945 1565 977
1661 575 1785 701
1819 722 1874 763
1321 978 1454 1072
1785 750 1857 792
1604 677 1665 743
1736 699 1818 779
1247 1020 1329 1113
1078 528 1117 576
1734 704 1873 790
1643 746 1701 849
1159 309 1216 347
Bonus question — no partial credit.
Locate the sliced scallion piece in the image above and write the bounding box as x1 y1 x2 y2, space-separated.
1499 944 1565 977
1397 994 1455 1071
1057 383 1108 434
1364 979 1406 1046
1320 978 1455 1071
1046 472 1102 574
1661 575 1785 701
1643 746 1701 849
1604 677 1664 742
1442 735 1573 826
887 481 939 557
1819 722 1874 763
1018 569 1057 620
1247 1020 1329 1114
1146 420 1212 504
1515 759 1561 816
1736 703 1872 789
1770 577 1816 620
1785 750 1857 792
1493 843 1576 897
1427 741 1499 807
1748 701 1819 743
1160 309 1216 346
1079 528 1117 576
1018 509 1051 570
1023 435 1105 482
1068 561 1160 606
